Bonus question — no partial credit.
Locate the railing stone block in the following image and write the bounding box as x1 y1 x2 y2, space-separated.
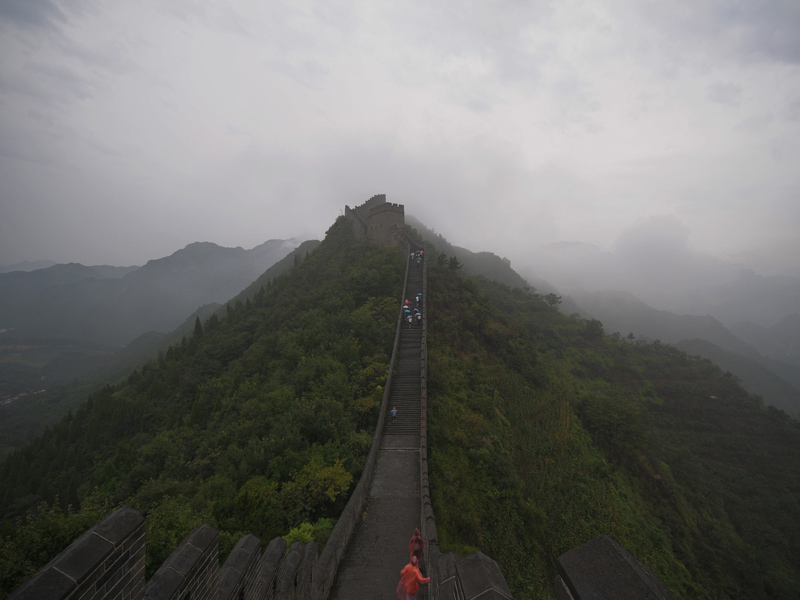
9 568 75 600
9 507 146 600
436 553 461 600
219 533 261 600
144 568 184 600
277 542 305 600
145 524 219 600
556 535 677 600
455 552 512 600
255 537 286 600
93 507 145 545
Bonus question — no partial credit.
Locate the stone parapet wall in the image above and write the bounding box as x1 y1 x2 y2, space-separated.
219 534 261 600
254 537 287 600
418 245 440 595
554 536 677 600
344 205 369 239
368 201 404 215
9 507 146 600
144 524 219 600
435 552 512 600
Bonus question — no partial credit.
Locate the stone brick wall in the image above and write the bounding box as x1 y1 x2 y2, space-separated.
254 537 286 600
344 194 405 247
219 534 261 600
418 247 439 593
144 524 218 600
367 202 405 247
554 536 678 600
9 507 146 600
435 552 513 600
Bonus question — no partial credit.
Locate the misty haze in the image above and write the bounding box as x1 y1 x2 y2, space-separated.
1 2 799 600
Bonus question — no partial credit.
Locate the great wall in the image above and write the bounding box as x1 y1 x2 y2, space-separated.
8 196 677 600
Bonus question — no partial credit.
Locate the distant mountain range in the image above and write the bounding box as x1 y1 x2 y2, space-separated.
0 239 319 459
524 240 800 328
730 314 800 368
569 289 800 415
0 239 299 347
0 260 58 273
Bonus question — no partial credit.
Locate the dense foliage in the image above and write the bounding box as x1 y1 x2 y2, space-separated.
0 218 404 595
0 241 323 462
426 256 800 599
3 219 799 600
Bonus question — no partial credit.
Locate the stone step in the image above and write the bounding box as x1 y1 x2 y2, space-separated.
330 256 426 600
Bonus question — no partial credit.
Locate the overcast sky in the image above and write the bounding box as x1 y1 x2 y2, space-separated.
1 0 799 273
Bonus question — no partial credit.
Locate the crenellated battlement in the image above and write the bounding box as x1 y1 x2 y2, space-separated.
345 194 405 247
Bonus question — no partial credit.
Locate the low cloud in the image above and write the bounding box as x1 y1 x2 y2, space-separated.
0 0 67 30
525 215 741 312
707 82 742 107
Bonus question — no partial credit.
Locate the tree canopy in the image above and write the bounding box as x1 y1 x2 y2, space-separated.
0 217 404 592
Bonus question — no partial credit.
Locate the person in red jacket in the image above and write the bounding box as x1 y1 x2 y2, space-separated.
409 528 424 564
397 555 429 600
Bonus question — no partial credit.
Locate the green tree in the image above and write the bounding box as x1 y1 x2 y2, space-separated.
544 293 561 306
193 316 203 339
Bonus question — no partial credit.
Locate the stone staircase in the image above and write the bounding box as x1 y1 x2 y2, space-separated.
328 253 425 600
385 257 423 439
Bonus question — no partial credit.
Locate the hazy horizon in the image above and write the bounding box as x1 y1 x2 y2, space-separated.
2 1 799 276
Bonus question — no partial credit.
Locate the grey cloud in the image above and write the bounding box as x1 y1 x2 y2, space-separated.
735 112 774 132
0 62 94 106
769 134 797 162
707 82 742 107
0 0 66 29
527 215 742 312
614 215 689 254
551 77 602 131
27 62 95 100
263 58 329 91
0 141 54 165
630 0 800 65
0 72 54 103
388 1 552 86
1 0 798 280
738 3 800 63
785 97 800 121
56 39 138 75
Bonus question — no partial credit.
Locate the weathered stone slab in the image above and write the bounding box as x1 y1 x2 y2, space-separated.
456 552 512 600
8 566 75 600
92 506 145 545
556 535 677 600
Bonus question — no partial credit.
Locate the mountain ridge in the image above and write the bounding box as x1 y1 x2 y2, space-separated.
569 288 800 414
0 239 300 346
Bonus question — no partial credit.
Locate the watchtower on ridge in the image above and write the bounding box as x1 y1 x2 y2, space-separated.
344 194 405 247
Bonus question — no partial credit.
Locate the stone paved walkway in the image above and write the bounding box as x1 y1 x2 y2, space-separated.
329 256 425 600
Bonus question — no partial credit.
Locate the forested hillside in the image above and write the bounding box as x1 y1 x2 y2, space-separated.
0 241 322 461
2 220 799 600
0 219 403 596
570 289 800 415
425 254 800 599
